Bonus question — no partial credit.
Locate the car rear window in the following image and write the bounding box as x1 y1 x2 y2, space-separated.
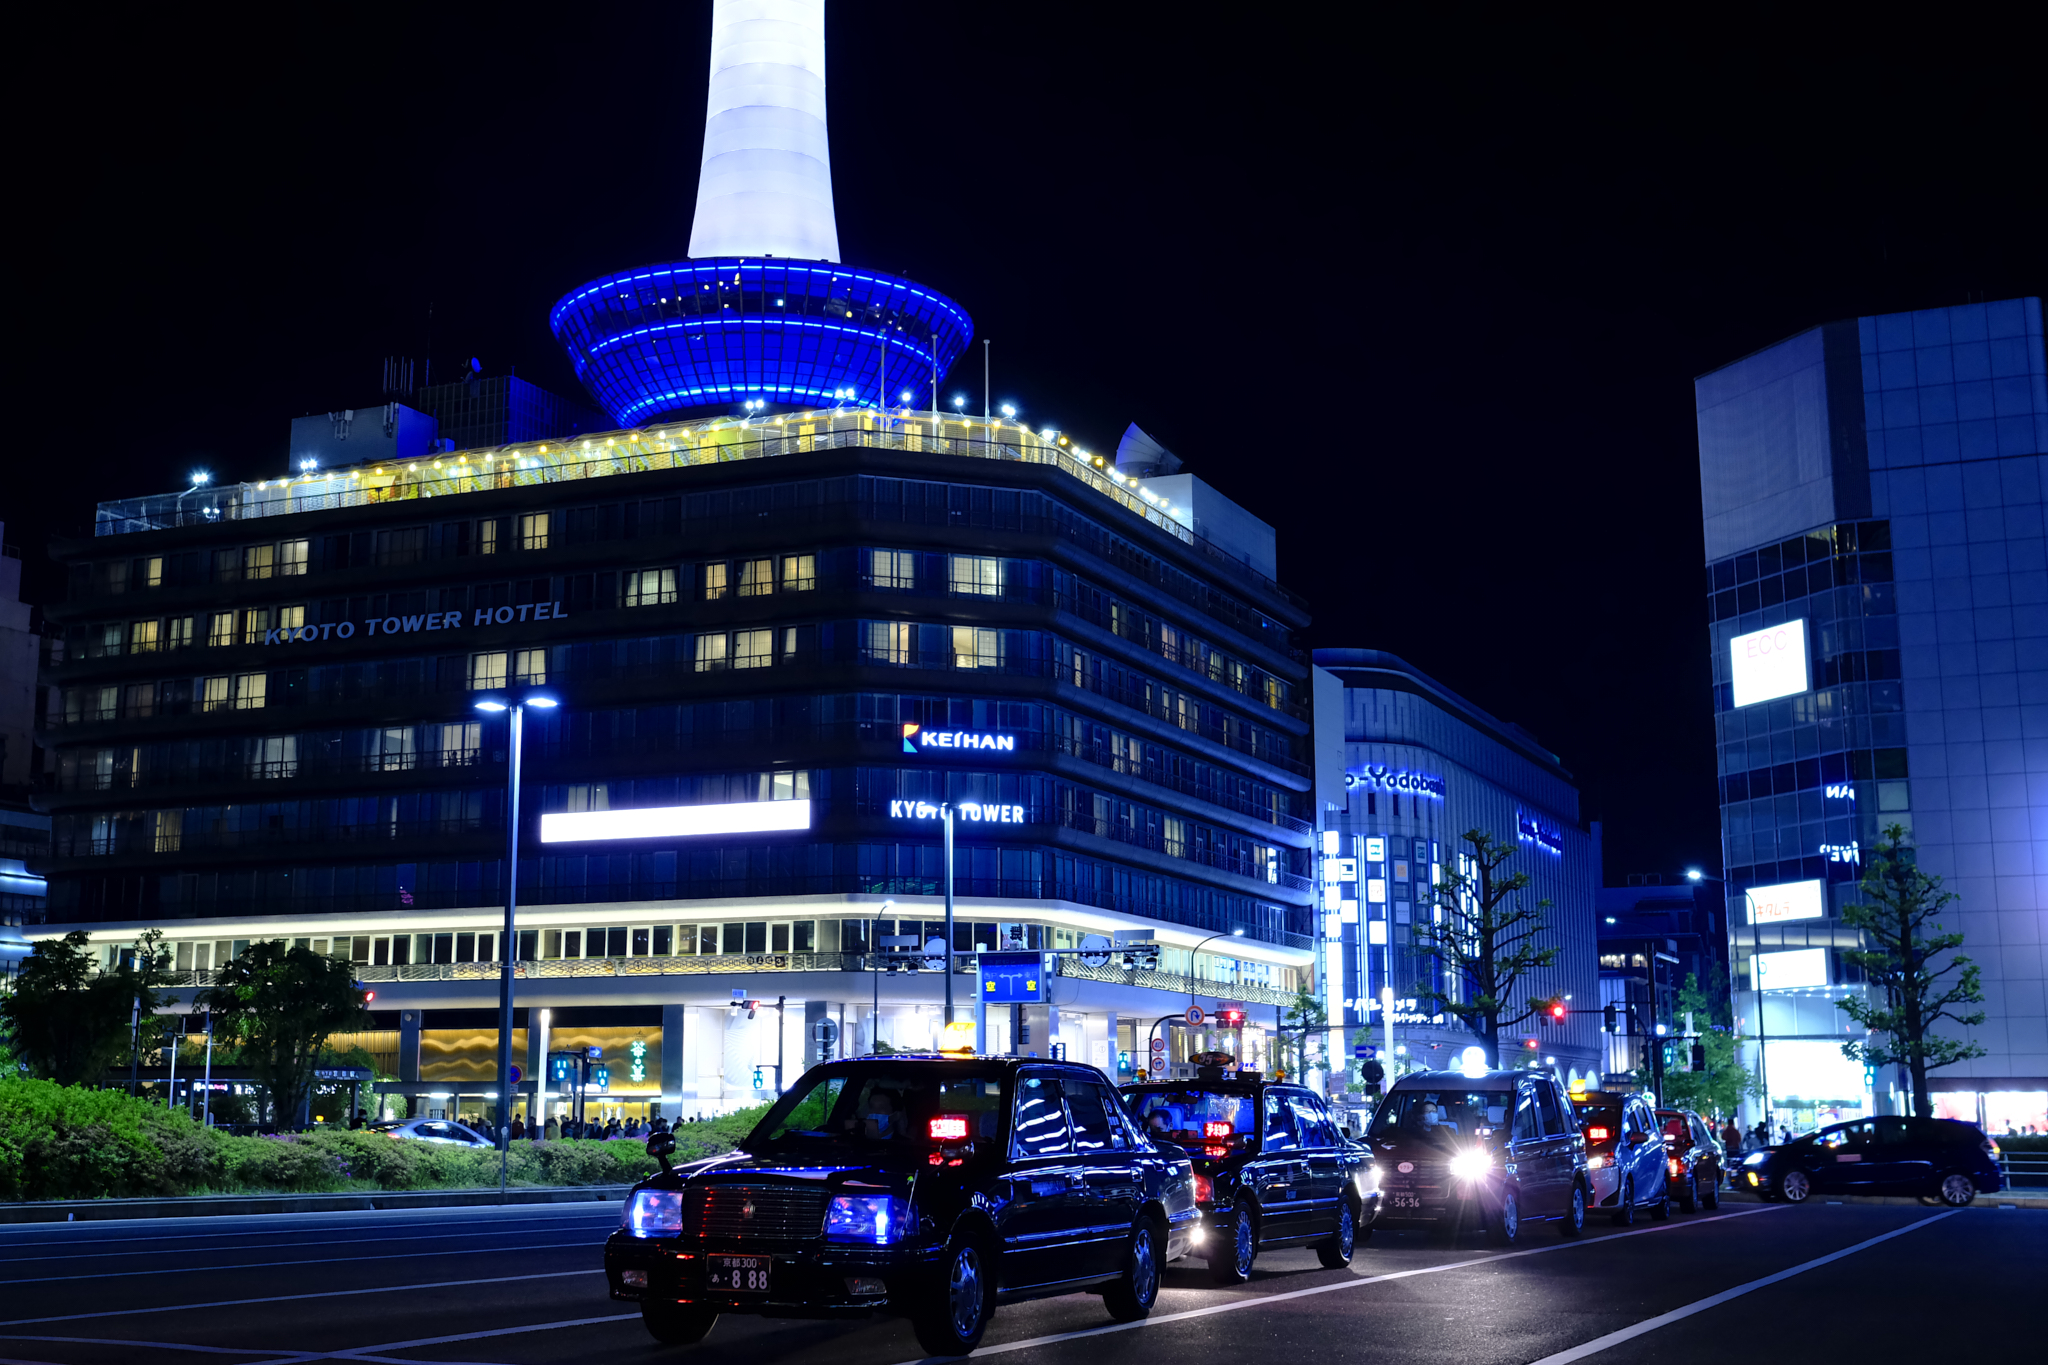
1125 1088 1257 1155
1573 1099 1623 1142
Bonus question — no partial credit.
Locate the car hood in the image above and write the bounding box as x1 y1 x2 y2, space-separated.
647 1147 925 1192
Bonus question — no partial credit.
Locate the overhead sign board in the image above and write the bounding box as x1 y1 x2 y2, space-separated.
978 951 1042 1003
1756 947 1829 990
540 799 810 842
888 800 1028 823
1747 879 1826 924
1729 619 1810 707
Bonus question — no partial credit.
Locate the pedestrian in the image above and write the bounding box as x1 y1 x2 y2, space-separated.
544 1113 561 1140
1721 1118 1742 1157
651 1116 670 1136
510 1116 526 1141
606 1116 622 1139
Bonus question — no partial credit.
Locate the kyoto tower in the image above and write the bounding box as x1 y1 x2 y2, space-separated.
550 0 973 424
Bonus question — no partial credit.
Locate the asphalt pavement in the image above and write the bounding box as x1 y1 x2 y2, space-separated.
0 1194 2038 1365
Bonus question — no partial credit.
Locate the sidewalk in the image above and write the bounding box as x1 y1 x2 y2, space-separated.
0 1184 633 1225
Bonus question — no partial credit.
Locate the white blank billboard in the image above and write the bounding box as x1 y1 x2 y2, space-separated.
1747 878 1826 924
540 799 811 843
1756 947 1829 990
1729 619 1810 707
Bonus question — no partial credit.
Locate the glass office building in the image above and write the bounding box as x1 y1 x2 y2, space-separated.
39 409 1316 1121
1697 295 2048 1135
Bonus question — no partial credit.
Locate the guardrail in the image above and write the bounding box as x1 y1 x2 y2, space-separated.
1999 1150 2048 1188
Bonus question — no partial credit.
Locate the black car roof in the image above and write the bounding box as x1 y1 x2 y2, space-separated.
1388 1068 1539 1088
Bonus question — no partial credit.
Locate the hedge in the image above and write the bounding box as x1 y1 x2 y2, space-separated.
0 1078 762 1203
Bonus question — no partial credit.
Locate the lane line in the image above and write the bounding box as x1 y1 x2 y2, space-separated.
1519 1209 1963 1365
322 1311 640 1357
0 1218 620 1265
0 1239 603 1285
0 1209 619 1253
0 1335 290 1357
881 1203 1791 1364
0 1268 602 1327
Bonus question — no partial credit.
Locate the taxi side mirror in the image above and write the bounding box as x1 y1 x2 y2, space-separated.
647 1132 677 1172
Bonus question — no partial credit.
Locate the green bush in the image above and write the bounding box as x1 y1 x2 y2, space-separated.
219 1134 346 1193
0 1077 226 1201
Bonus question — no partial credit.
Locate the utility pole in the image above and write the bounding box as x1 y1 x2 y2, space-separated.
942 804 956 1025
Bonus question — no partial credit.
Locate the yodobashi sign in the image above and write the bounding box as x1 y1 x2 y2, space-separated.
1746 878 1825 924
888 800 1029 824
540 799 811 843
261 602 569 645
1344 765 1446 799
902 723 1016 754
1729 619 1809 707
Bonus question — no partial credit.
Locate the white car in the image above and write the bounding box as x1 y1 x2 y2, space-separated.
369 1118 493 1147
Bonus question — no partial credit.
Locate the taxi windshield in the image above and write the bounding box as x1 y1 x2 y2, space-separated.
1125 1089 1257 1154
746 1069 1006 1153
1368 1089 1512 1148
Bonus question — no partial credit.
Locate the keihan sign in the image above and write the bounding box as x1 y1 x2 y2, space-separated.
902 723 1017 754
258 602 570 646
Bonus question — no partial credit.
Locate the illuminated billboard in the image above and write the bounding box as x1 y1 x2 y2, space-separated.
1746 878 1825 924
539 799 811 843
1755 947 1829 990
1729 619 1809 707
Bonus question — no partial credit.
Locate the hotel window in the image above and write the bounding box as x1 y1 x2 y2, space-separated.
624 567 678 607
469 652 509 690
201 676 232 712
233 673 267 709
1163 815 1188 858
153 810 182 853
696 924 718 954
952 626 1000 669
693 633 728 672
242 544 275 580
165 616 194 650
212 548 240 584
439 722 479 766
778 625 814 664
652 925 672 955
277 605 306 635
207 611 235 647
737 557 774 596
733 629 773 669
249 735 297 778
513 649 546 685
870 549 915 591
478 518 500 554
240 608 272 645
122 682 154 718
759 770 810 801
950 555 1002 596
780 554 815 592
278 539 309 576
565 783 609 812
700 561 729 600
518 512 550 551
371 727 415 772
675 924 698 954
141 556 164 588
865 620 913 665
129 620 160 654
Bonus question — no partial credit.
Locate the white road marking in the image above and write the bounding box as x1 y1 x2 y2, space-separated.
0 1239 603 1285
1518 1209 1963 1364
882 1203 1790 1364
318 1311 640 1357
0 1268 602 1327
0 1334 287 1356
0 1207 618 1254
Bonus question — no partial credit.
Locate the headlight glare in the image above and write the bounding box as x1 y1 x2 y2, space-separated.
1449 1149 1492 1182
623 1189 683 1236
825 1193 909 1243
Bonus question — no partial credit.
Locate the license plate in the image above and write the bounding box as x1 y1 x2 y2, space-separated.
1391 1191 1422 1209
706 1254 772 1295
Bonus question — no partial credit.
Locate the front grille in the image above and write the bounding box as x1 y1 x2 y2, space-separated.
689 1183 830 1242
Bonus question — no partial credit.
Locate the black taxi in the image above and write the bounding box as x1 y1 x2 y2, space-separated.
605 1055 1196 1355
1120 1070 1377 1283
1368 1067 1589 1243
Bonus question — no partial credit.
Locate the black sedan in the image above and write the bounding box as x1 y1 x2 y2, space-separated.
604 1055 1197 1355
1737 1115 2004 1206
1121 1072 1376 1282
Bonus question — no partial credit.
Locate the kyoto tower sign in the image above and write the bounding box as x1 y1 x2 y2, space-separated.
550 0 972 424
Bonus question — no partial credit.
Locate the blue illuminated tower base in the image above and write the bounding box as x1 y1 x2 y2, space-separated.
551 257 972 425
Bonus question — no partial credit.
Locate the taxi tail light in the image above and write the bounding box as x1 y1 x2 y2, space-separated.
929 1115 969 1141
1202 1121 1234 1139
1586 1126 1610 1142
1192 1173 1214 1204
1669 1158 1682 1178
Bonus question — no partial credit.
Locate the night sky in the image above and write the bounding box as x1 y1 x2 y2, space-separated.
15 4 2043 880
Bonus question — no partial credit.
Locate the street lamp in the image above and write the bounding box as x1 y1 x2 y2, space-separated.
1687 868 1769 1130
173 470 212 526
476 687 557 1198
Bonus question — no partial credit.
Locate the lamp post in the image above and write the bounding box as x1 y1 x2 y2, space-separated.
1686 869 1768 1130
172 471 211 527
1185 928 1246 1015
476 687 557 1199
942 803 955 1025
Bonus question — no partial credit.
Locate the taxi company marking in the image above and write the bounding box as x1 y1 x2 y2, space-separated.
1520 1209 1962 1365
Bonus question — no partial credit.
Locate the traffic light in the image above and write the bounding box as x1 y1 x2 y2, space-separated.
1603 1002 1617 1034
1690 1042 1707 1073
1218 1009 1245 1028
1362 1060 1385 1086
1548 1000 1568 1025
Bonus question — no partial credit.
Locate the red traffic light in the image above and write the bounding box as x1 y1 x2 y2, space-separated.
1218 1009 1245 1027
1549 1001 1568 1022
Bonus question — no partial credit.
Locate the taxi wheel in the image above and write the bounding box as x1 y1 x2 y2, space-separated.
1678 1175 1698 1212
1208 1206 1256 1285
1778 1169 1812 1203
911 1233 993 1357
1104 1217 1162 1322
1648 1186 1671 1221
1937 1172 1978 1207
1316 1200 1356 1267
1486 1189 1522 1246
1559 1182 1587 1238
1612 1180 1636 1226
640 1302 718 1345
1702 1175 1720 1210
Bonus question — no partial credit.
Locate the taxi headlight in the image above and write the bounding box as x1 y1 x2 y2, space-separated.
1449 1149 1492 1182
825 1193 910 1244
622 1189 683 1237
1743 1151 1769 1167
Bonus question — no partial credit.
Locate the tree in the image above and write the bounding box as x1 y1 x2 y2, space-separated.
0 930 168 1086
199 941 369 1130
1837 824 1986 1118
1654 973 1762 1118
1412 829 1561 1068
1277 988 1328 1085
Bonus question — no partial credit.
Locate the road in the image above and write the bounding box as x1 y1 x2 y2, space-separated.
0 1195 2038 1364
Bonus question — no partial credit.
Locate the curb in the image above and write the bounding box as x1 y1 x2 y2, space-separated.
1718 1185 2047 1211
0 1184 634 1225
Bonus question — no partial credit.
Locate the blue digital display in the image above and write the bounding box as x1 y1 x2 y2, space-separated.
551 257 973 424
979 951 1042 1003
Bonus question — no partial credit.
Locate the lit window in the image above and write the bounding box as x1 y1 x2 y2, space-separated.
278 540 310 576
952 626 1001 669
242 544 275 580
865 620 913 664
518 512 550 551
737 558 774 596
950 556 1002 596
694 633 729 672
277 605 306 634
733 629 773 669
129 620 160 654
478 519 500 554
780 554 815 592
469 652 508 690
624 567 678 607
233 673 267 710
870 549 915 591
249 736 297 779
207 612 235 647
142 556 164 588
701 562 729 600
514 649 546 685
165 616 194 650
201 676 232 712
153 810 182 854
240 608 272 645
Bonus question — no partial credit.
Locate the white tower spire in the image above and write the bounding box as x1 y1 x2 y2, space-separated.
687 0 841 263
